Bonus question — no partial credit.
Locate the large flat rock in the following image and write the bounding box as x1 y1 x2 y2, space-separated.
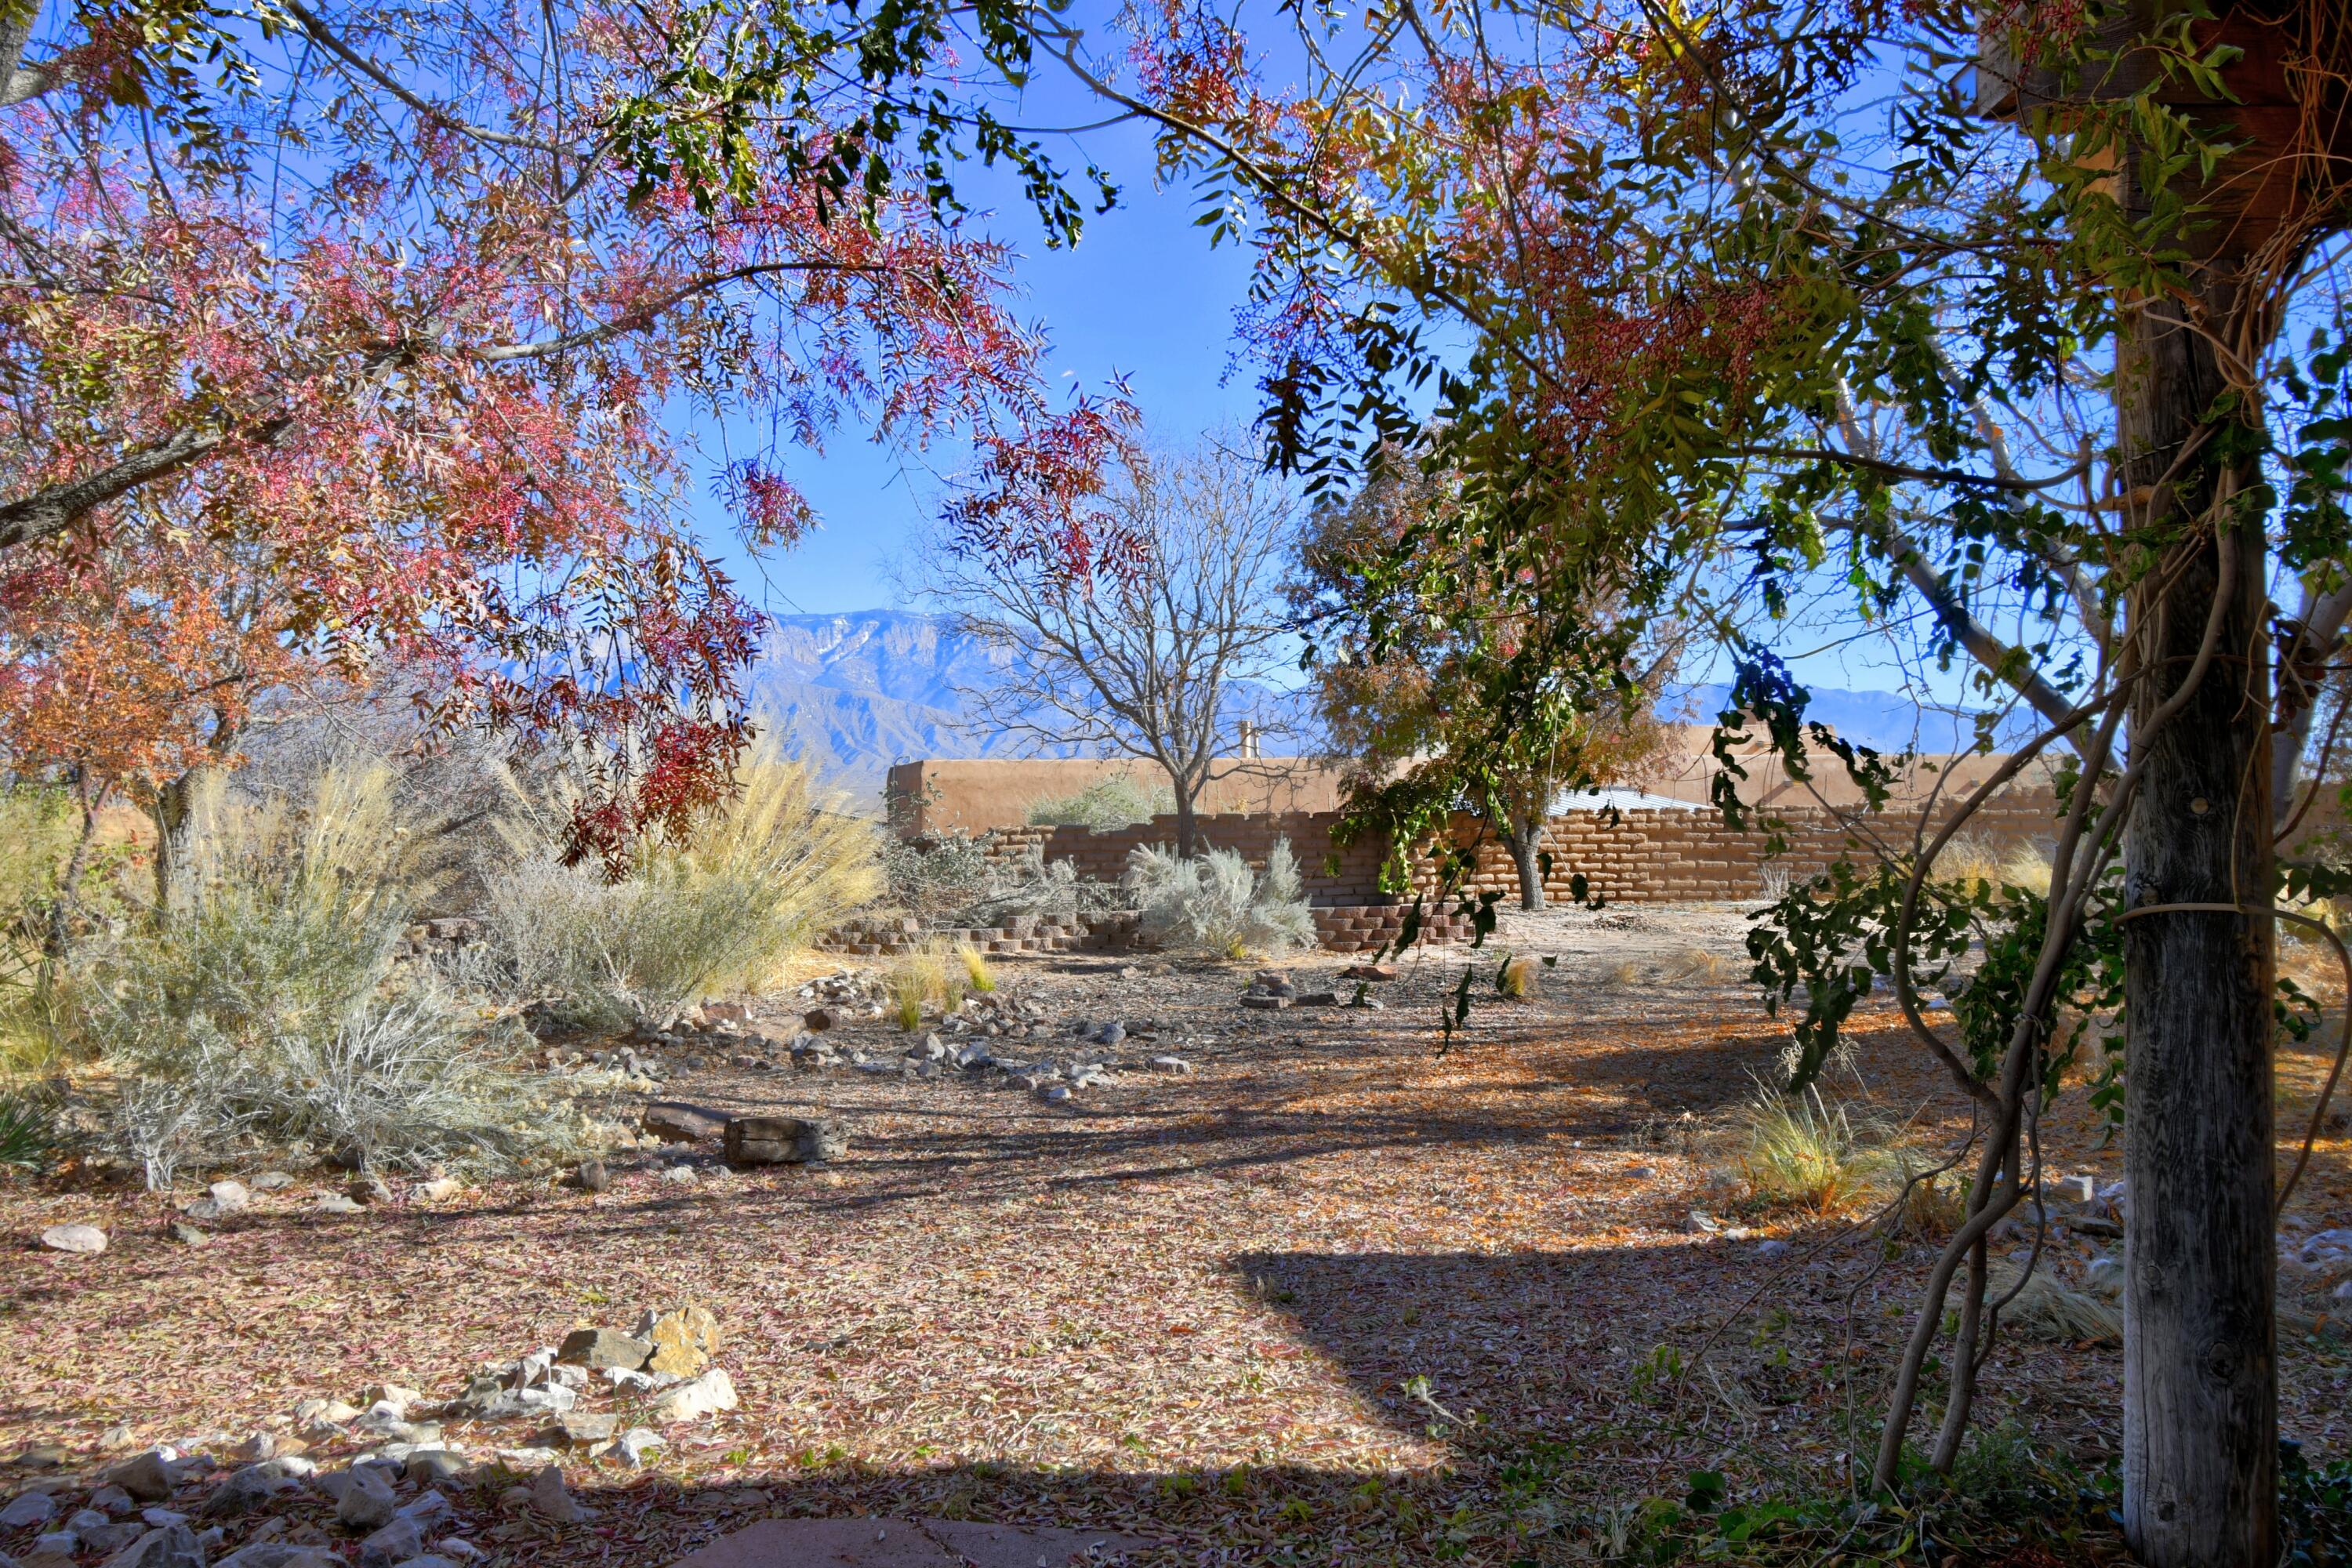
668 1515 1152 1568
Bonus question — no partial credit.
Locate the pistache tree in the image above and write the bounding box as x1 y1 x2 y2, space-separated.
1032 0 2352 1559
0 0 1132 874
1287 450 1682 910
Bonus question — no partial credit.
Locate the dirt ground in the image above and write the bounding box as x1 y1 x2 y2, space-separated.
2 902 2347 1566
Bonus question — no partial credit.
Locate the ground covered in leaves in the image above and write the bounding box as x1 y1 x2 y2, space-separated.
4 902 2348 1566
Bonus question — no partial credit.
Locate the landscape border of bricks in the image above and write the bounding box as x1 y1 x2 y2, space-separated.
825 791 2070 954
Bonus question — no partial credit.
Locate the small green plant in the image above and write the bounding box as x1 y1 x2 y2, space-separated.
955 940 996 993
2279 1441 2352 1568
0 1092 58 1170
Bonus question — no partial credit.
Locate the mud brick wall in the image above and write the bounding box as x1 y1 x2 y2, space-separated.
974 791 2067 906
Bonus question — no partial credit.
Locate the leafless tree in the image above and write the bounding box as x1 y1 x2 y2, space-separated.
922 433 1299 857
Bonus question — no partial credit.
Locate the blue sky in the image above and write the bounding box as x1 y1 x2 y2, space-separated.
703 111 1266 622
688 64 1995 717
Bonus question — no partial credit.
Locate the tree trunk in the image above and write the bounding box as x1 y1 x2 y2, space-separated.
1171 782 1200 859
1506 816 1546 911
42 793 103 961
149 767 205 926
2116 277 2276 1566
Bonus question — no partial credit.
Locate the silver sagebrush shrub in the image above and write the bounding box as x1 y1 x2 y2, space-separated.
1126 840 1317 959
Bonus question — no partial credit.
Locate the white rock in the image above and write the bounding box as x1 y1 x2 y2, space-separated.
38 1223 106 1254
492 1448 561 1469
207 1180 251 1214
335 1465 397 1530
647 1368 739 1425
358 1515 425 1568
395 1490 451 1523
1146 1055 1193 1074
614 1428 664 1468
527 1465 591 1523
659 1166 699 1188
140 1508 189 1526
601 1367 654 1393
431 1539 484 1561
293 1399 361 1426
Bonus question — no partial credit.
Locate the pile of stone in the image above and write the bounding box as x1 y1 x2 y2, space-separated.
0 1429 510 1568
639 1101 846 1167
1239 970 1341 1011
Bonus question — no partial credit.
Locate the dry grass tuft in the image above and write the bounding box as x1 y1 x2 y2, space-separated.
887 945 967 1030
1735 1082 1889 1215
1988 1265 2122 1345
1666 946 1737 985
1603 959 1642 989
956 940 997 995
1896 1160 1969 1239
1497 954 1540 999
1936 834 2053 898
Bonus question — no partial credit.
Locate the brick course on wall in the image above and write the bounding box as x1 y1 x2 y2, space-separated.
969 791 2067 906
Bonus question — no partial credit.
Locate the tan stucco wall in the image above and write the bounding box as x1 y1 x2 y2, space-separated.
887 757 1353 834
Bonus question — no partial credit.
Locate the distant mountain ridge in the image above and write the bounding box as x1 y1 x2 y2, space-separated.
750 609 2031 807
746 611 1058 807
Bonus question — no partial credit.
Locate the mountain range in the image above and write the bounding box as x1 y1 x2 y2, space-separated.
751 609 2034 807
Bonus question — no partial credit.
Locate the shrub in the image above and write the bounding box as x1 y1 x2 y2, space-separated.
489 751 880 1026
1025 775 1173 829
1127 840 1317 960
1734 1081 1889 1215
880 830 996 923
956 843 1121 927
956 941 996 994
67 761 584 1187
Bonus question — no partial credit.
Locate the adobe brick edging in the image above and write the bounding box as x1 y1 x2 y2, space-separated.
976 793 2065 907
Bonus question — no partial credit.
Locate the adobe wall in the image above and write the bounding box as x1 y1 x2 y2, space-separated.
887 757 1354 834
978 790 2067 906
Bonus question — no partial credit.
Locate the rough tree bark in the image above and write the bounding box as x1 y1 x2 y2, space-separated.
1505 815 1546 911
148 766 209 926
2115 274 2277 1565
1170 784 1200 860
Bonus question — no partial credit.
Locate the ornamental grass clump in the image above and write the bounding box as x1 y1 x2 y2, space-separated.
489 750 881 1028
1126 840 1317 960
1735 1080 1891 1216
885 944 966 1029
